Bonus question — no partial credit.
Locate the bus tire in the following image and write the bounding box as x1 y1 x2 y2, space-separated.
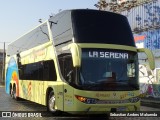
12 85 19 100
47 91 60 115
10 86 14 99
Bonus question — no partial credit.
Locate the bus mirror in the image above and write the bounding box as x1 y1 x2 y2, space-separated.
69 43 81 67
137 48 155 70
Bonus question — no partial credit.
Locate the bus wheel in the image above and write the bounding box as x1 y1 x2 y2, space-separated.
12 86 18 100
10 87 14 99
47 91 59 114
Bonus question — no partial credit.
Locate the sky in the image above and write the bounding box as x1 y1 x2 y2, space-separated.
0 0 98 49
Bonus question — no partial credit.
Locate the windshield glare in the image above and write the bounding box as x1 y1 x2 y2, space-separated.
79 49 138 91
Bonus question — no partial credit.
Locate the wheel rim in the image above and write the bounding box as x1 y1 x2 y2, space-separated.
49 96 56 112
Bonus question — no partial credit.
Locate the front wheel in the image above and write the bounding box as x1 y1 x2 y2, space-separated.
47 91 60 115
48 91 56 112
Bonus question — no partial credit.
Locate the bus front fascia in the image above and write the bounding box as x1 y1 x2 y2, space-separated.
69 43 155 70
137 48 155 70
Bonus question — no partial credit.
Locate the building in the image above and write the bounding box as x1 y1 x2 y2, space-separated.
123 0 160 98
121 0 160 66
0 49 4 81
122 2 160 71
95 0 160 98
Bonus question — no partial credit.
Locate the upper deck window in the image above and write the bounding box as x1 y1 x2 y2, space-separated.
7 22 49 56
71 10 135 46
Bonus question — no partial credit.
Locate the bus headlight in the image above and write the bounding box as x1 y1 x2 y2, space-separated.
129 97 140 103
75 95 99 104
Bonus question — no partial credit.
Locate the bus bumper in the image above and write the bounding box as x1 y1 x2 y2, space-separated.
68 102 140 115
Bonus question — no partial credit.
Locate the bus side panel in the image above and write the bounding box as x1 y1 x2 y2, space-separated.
56 81 64 111
63 83 74 111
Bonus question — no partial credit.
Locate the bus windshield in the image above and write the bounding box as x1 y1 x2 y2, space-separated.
79 49 139 91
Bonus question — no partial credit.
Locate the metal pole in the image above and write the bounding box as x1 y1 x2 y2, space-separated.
2 42 5 84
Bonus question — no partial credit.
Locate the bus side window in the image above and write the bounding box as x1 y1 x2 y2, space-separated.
43 60 57 81
43 62 50 80
58 54 75 83
59 57 65 79
19 65 25 79
64 56 74 83
19 60 57 81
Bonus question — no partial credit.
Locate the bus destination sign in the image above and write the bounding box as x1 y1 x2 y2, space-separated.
88 51 128 59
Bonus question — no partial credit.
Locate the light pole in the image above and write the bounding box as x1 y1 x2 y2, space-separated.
2 42 5 84
0 42 9 84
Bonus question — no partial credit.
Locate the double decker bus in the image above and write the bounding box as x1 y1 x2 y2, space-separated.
5 9 155 114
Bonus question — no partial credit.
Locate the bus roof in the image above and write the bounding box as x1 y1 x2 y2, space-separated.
7 9 135 56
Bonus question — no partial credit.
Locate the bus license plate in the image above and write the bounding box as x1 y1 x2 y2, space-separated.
117 107 126 111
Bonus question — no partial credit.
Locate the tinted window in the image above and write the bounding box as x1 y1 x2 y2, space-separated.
58 54 76 84
7 22 50 56
50 11 72 46
19 60 57 81
71 10 135 46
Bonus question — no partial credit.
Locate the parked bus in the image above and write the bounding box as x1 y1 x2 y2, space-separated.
5 9 155 114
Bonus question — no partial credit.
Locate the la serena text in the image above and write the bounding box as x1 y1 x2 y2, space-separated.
89 51 128 59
